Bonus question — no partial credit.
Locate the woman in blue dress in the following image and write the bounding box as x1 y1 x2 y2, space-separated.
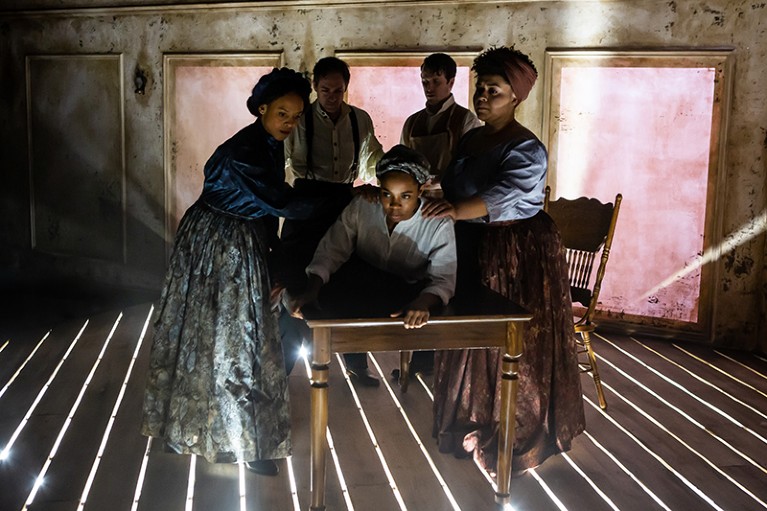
142 68 316 476
423 47 586 474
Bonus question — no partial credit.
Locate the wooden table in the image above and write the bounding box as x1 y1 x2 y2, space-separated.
303 287 532 510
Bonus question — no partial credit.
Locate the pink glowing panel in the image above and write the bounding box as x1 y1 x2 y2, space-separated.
346 66 473 151
172 66 271 232
555 67 716 323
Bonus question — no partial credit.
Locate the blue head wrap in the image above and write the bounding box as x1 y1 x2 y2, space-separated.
246 67 311 117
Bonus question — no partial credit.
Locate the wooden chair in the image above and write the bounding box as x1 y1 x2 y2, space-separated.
544 186 622 410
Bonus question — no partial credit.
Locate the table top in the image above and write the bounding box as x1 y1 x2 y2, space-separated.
303 284 532 329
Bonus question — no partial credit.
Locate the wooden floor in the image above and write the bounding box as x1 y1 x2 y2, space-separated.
1 292 767 511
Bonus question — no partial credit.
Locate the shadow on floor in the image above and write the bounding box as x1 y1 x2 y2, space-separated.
0 276 158 336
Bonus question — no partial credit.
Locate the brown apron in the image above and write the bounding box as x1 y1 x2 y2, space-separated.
407 107 457 177
406 107 460 198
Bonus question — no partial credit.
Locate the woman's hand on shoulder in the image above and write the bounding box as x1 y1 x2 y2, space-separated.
421 198 456 220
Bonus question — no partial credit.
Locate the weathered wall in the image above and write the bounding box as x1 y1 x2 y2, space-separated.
0 0 764 349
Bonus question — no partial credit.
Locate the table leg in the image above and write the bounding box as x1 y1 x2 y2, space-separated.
495 321 524 506
310 327 331 511
399 350 411 393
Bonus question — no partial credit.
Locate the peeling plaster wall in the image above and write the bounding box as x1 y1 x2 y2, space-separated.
0 0 765 349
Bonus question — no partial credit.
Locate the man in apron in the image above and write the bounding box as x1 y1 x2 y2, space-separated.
400 53 482 198
396 53 481 378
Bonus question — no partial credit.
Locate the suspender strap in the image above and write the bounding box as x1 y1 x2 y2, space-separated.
349 107 360 176
305 105 315 180
305 105 361 183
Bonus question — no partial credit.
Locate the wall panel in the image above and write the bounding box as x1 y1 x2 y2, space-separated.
27 54 125 262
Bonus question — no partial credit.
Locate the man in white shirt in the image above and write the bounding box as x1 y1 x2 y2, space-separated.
401 53 482 194
281 57 385 386
285 57 383 187
397 53 481 377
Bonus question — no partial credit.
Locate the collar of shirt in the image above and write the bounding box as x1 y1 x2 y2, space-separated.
255 119 280 149
315 100 351 122
424 94 456 117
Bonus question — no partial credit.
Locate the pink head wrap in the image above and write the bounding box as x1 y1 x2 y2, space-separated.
502 57 537 103
473 47 539 104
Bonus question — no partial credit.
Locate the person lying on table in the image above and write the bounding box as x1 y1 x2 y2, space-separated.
287 145 458 382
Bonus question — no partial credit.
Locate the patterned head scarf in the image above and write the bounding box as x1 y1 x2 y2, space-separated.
472 46 538 103
375 145 431 185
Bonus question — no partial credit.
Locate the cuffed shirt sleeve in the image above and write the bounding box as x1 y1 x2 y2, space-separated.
305 198 360 283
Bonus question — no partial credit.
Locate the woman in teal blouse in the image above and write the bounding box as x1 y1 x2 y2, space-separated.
142 68 316 476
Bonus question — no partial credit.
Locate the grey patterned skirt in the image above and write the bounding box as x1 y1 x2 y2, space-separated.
141 201 291 464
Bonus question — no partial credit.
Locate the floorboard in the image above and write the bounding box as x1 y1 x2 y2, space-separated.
596 334 767 465
0 326 52 387
1 300 766 511
83 306 155 511
32 307 151 507
322 355 402 511
136 449 193 511
0 318 88 432
370 351 499 510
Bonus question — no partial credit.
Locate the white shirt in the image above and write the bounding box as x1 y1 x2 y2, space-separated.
285 101 384 185
306 196 457 305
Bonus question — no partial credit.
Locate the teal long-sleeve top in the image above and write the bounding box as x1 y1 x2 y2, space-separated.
201 120 317 220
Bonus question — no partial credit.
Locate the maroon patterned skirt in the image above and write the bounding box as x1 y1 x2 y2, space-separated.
432 211 585 473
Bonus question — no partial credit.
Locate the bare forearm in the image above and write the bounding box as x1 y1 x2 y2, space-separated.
453 196 488 220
